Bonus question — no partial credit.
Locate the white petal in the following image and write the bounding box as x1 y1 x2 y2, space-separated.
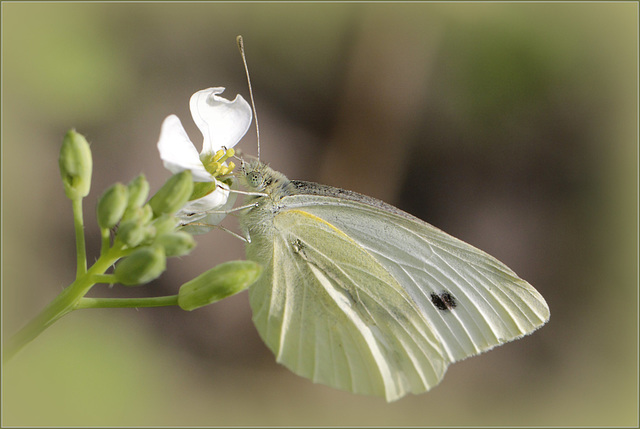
177 181 238 234
157 115 213 182
189 87 252 154
179 184 228 214
201 185 238 226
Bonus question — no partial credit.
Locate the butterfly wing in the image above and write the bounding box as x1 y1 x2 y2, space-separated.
247 208 449 401
281 190 550 363
245 187 549 401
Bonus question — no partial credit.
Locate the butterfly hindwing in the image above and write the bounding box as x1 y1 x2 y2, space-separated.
247 208 449 401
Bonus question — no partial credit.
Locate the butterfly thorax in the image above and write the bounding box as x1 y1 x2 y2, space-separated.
238 161 296 239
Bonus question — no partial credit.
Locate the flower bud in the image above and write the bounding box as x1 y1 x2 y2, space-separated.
140 204 154 224
152 214 179 236
114 245 166 286
127 174 150 210
59 130 93 199
122 204 150 224
155 231 196 257
149 170 193 217
97 183 129 230
190 180 217 201
178 261 262 311
116 218 149 248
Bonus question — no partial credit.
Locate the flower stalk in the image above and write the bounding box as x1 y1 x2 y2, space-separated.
72 197 88 277
5 87 260 363
4 246 121 363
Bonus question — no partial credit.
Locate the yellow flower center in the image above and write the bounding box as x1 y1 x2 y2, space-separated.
200 147 236 179
190 148 236 201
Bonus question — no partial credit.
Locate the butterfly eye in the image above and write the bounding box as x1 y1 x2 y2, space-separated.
247 171 264 188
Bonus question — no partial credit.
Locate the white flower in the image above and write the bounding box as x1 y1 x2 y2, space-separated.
157 87 252 233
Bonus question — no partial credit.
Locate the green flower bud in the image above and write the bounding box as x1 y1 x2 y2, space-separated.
190 180 217 201
97 183 129 230
59 130 93 199
149 171 193 217
116 219 149 248
122 201 154 224
140 204 154 224
152 214 180 236
178 261 262 311
154 231 196 257
127 174 150 209
114 245 166 286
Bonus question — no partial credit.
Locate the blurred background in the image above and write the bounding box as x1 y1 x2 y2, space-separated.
2 2 636 426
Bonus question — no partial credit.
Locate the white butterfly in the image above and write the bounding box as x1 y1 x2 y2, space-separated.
237 160 549 402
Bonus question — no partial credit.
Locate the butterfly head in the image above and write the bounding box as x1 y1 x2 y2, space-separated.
239 160 268 191
239 160 292 198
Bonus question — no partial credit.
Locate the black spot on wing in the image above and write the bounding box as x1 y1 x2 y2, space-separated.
431 291 457 311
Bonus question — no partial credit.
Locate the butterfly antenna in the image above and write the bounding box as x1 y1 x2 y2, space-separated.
236 35 260 161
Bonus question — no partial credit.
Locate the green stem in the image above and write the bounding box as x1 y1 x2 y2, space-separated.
76 295 179 309
100 227 111 256
72 197 87 276
92 274 116 284
3 247 122 364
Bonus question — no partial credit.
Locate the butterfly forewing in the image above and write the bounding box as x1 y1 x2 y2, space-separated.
281 190 550 362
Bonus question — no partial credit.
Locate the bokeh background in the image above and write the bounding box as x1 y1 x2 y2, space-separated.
2 2 637 426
